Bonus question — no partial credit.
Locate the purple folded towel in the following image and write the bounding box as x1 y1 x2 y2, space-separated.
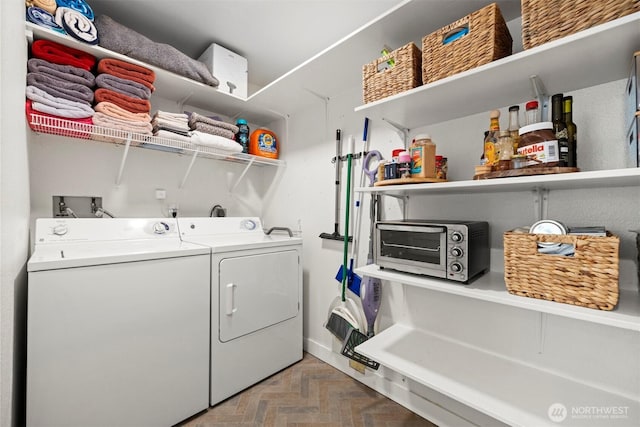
27 58 95 87
95 73 152 100
26 72 94 104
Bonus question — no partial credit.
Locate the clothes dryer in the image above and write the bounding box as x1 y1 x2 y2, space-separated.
27 218 210 427
177 217 303 406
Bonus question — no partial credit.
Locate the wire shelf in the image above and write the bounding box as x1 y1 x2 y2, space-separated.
28 113 284 167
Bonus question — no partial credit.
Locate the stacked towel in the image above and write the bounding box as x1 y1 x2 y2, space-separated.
188 112 239 140
55 0 95 21
191 131 243 154
26 100 92 139
95 74 151 100
55 6 98 45
31 39 96 71
97 58 155 92
152 111 190 136
25 0 57 14
26 42 96 125
93 88 151 114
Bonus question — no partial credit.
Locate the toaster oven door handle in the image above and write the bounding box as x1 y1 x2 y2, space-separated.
377 225 446 233
383 242 440 252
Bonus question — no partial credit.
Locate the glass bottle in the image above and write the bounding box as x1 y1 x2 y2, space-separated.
483 110 500 167
507 105 520 154
551 94 569 167
525 100 539 126
563 96 577 168
496 130 513 171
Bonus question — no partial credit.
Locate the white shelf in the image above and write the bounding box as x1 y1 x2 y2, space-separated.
355 265 640 331
355 12 640 129
356 168 640 196
26 23 282 125
355 323 639 427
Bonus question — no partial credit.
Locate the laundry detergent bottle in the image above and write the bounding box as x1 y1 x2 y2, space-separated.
249 128 279 159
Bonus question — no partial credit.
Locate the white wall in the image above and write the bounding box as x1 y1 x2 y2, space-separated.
261 78 640 423
1 2 30 426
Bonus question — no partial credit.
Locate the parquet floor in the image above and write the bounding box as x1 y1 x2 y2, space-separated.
182 352 437 427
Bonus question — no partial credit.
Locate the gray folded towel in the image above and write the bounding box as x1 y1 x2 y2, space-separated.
94 15 219 88
188 111 239 133
26 85 95 118
27 72 94 104
95 73 152 100
27 58 95 87
191 122 235 140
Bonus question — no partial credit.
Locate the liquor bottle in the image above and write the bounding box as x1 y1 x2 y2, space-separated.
483 110 500 166
551 94 569 167
508 105 520 154
563 96 577 168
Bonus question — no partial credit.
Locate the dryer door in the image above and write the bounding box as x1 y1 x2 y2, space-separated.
219 249 299 342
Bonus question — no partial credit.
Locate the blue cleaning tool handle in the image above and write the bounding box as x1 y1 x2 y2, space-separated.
362 117 369 142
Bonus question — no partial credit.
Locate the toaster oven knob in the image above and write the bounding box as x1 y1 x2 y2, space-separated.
450 262 463 273
451 247 463 257
451 231 464 242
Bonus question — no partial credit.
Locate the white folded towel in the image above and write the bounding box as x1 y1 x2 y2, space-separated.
26 85 94 118
191 131 242 153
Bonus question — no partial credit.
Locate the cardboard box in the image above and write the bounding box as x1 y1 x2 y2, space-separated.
626 51 639 132
198 43 248 99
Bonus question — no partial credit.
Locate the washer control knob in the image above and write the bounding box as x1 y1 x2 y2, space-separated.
52 224 68 236
451 247 463 257
451 231 464 243
153 222 169 234
450 262 463 273
242 219 257 230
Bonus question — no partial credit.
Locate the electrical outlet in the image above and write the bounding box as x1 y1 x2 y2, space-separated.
155 189 166 200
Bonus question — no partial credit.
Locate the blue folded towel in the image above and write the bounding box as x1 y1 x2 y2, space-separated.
27 6 66 34
55 0 94 21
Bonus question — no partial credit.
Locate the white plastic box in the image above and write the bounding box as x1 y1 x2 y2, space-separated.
198 43 248 99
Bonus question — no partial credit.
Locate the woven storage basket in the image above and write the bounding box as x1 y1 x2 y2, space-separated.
522 0 640 49
503 231 620 310
362 42 421 104
421 2 512 85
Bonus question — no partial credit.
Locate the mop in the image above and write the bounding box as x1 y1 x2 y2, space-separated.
319 129 351 242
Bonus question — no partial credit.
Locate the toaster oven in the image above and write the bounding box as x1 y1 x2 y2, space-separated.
375 220 490 283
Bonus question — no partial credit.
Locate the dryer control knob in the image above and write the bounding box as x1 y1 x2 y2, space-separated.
52 224 68 236
242 219 257 230
153 222 169 234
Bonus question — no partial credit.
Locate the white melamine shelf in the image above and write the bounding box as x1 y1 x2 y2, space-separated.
25 23 282 125
354 265 640 332
355 12 640 129
356 168 640 195
355 323 639 427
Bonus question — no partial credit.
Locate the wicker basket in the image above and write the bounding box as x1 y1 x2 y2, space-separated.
362 42 421 104
503 231 620 310
522 0 640 49
421 3 512 85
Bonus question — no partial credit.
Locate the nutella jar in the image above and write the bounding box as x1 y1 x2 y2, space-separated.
517 122 560 167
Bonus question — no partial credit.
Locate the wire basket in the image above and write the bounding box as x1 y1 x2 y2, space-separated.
521 0 640 49
503 231 620 310
362 42 422 104
421 2 512 85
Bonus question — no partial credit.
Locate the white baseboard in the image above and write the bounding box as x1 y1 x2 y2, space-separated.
303 337 497 427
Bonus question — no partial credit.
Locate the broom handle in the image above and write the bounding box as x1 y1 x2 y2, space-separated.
342 137 354 302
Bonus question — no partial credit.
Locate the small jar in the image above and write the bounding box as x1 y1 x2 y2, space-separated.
518 122 561 168
435 156 447 180
525 100 539 126
398 150 411 179
495 130 513 171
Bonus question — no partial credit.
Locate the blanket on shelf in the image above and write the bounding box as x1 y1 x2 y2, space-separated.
27 72 94 103
95 73 151 100
94 88 151 114
31 39 96 71
27 6 66 34
54 0 94 21
25 0 57 15
94 15 219 87
26 99 93 139
28 58 95 87
97 58 155 92
26 85 95 118
94 101 151 123
54 7 98 45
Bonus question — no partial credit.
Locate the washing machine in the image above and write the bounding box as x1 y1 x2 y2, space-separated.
177 217 303 406
27 218 211 427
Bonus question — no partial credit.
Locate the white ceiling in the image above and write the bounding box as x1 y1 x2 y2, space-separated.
87 0 523 92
